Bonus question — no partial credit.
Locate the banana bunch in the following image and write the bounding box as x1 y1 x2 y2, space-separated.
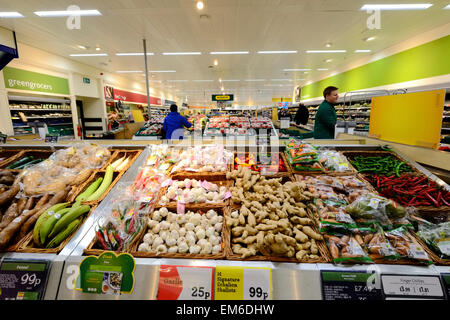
33 202 90 248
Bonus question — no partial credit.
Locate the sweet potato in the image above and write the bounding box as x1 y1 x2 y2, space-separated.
0 184 19 206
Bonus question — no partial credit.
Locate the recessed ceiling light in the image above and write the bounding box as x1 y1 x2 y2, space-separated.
77 45 87 50
325 59 333 63
355 49 372 53
34 9 102 17
317 68 328 71
219 78 222 82
162 52 202 55
306 50 346 53
283 69 311 72
325 43 332 48
210 51 249 55
95 47 101 51
445 4 450 9
150 70 176 73
360 4 433 10
364 36 376 42
214 59 219 66
197 1 204 10
0 12 24 18
116 53 154 56
221 87 224 91
116 70 143 73
257 50 298 54
70 53 108 57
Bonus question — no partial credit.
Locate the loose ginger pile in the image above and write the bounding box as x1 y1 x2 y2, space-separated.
226 167 324 261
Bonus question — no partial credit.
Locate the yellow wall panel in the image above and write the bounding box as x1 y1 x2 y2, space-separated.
369 90 445 149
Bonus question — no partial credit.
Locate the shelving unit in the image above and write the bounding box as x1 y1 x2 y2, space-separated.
8 95 74 137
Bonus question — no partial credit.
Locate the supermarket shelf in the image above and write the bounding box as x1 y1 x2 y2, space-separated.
12 116 73 120
10 108 71 112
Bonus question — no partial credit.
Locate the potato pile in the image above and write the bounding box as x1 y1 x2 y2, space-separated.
226 167 324 261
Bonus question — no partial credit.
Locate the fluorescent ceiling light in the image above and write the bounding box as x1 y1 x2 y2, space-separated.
150 70 176 73
116 70 143 73
245 79 265 82
306 50 346 53
210 51 249 55
77 45 87 50
445 4 450 9
257 50 298 54
34 9 101 17
360 4 433 10
70 53 107 57
167 80 188 82
283 69 311 72
116 53 154 56
317 68 329 71
197 1 204 10
364 36 376 42
271 79 293 81
162 52 201 55
355 49 372 53
295 79 306 81
0 12 24 18
221 80 240 82
193 80 214 82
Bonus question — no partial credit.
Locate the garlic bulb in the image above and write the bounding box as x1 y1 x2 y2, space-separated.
214 223 222 232
177 236 186 246
160 221 170 230
185 222 195 231
212 244 221 254
179 227 187 237
152 236 164 248
143 233 155 245
151 224 161 234
196 229 206 240
206 210 217 219
205 227 215 238
159 207 169 217
189 245 201 254
166 236 177 247
168 246 178 253
178 242 189 253
152 211 162 222
156 244 168 254
200 242 212 254
147 219 158 228
159 230 169 241
138 243 150 252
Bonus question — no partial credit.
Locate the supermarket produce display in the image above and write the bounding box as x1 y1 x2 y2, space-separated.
1 141 449 300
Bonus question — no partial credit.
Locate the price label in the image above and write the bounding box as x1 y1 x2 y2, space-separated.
0 259 50 300
280 118 290 129
381 274 445 299
157 265 214 300
177 201 185 214
321 270 382 301
215 266 272 300
45 135 58 143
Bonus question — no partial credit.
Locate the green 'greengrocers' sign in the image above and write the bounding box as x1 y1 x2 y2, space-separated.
3 66 70 95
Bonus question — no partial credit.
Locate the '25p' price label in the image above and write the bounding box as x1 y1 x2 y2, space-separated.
157 265 214 300
215 266 272 300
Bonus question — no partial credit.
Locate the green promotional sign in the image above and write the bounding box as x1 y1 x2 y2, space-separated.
77 251 135 295
301 35 450 100
3 66 70 95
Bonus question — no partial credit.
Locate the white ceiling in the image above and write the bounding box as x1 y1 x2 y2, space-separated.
0 0 449 105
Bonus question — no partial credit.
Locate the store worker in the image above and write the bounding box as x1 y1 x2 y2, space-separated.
162 104 192 139
313 86 339 139
107 110 120 130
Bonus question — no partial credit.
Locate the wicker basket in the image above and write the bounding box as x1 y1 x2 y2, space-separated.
0 150 25 168
225 203 331 263
16 205 97 254
232 152 292 178
0 149 55 169
129 206 230 260
102 149 142 172
154 180 233 210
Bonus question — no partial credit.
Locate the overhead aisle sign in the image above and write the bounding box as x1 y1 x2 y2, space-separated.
212 94 234 101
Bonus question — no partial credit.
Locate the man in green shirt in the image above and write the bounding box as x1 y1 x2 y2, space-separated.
313 86 339 139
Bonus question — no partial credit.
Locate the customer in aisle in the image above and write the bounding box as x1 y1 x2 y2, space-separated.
162 104 192 139
313 86 339 139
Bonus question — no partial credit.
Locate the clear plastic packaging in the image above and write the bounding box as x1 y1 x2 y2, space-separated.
318 150 352 172
324 232 373 264
416 220 450 259
385 226 433 264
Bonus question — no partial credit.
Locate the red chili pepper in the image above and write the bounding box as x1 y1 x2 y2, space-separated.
96 230 109 250
425 192 440 207
442 197 450 207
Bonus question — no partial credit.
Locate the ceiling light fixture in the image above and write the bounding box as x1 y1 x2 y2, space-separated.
306 50 346 53
167 80 189 82
355 49 372 53
77 45 87 50
197 1 204 10
257 50 298 54
325 43 332 48
283 69 311 72
325 59 333 63
34 9 102 17
116 70 143 73
271 79 293 81
219 78 222 82
245 79 265 82
360 4 433 10
0 12 24 18
364 36 376 42
221 80 240 82
444 4 450 9
150 70 176 73
162 52 202 55
193 80 214 82
317 68 328 71
95 47 101 51
116 53 154 56
214 59 218 66
210 51 249 55
70 53 108 57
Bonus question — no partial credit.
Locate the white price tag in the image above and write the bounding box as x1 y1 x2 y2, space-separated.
381 275 444 298
158 265 214 300
243 268 272 300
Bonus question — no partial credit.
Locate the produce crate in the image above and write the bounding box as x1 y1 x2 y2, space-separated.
0 149 54 169
68 169 124 205
232 152 292 178
359 173 450 212
17 205 97 254
102 149 142 172
341 150 422 176
154 180 233 210
0 150 25 168
129 206 229 260
224 207 331 263
169 164 232 181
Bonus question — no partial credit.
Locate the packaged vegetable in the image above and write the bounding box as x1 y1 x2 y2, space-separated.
324 232 373 264
360 225 401 260
309 198 357 232
416 220 450 260
385 226 433 264
346 193 406 228
318 150 352 172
